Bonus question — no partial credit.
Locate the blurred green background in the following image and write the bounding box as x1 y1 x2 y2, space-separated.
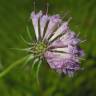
0 0 96 96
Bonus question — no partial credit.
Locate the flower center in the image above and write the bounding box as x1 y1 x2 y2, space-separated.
31 41 47 56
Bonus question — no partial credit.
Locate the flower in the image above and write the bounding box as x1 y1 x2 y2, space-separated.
29 11 84 77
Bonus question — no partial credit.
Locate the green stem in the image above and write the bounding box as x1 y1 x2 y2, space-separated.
0 55 30 78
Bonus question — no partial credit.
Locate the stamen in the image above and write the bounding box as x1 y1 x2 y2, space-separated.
46 2 49 14
77 32 80 37
61 11 70 20
80 39 86 43
33 0 36 13
45 0 49 14
67 17 72 23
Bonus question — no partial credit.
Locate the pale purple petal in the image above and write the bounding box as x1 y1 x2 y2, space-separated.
49 22 69 42
44 51 74 69
48 39 65 48
40 14 49 38
31 11 42 40
44 15 62 40
60 31 80 45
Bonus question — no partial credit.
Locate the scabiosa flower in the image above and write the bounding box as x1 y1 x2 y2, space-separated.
0 10 84 79
28 10 84 77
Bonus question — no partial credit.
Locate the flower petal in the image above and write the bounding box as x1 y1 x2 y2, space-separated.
49 22 68 42
31 11 42 40
60 31 80 45
44 50 80 76
40 14 49 39
44 15 62 40
44 51 73 68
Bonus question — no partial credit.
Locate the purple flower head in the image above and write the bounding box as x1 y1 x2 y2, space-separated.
29 11 84 77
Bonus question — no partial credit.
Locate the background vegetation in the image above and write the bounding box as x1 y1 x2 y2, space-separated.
0 0 96 96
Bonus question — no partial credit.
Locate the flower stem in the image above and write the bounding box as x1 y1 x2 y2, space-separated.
0 55 30 78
